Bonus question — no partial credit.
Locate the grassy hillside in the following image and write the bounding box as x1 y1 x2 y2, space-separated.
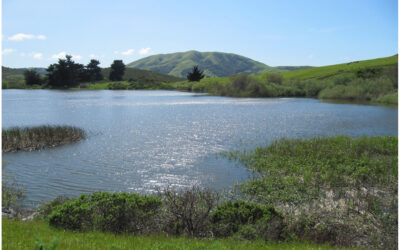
101 67 183 83
127 50 278 78
2 67 47 82
281 55 397 79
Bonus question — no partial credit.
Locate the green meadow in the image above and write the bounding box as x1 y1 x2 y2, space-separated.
3 219 351 250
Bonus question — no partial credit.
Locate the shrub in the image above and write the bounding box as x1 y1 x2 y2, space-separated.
266 73 283 85
211 200 285 241
160 186 219 237
48 192 162 233
375 92 398 105
37 196 70 219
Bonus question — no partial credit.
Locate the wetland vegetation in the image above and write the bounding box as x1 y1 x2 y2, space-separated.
2 125 85 152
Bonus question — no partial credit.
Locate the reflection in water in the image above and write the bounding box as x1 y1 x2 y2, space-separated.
2 90 398 207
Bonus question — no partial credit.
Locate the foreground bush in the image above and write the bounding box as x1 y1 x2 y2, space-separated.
227 136 397 249
2 125 85 152
48 192 162 233
211 200 285 241
160 186 219 237
43 188 287 242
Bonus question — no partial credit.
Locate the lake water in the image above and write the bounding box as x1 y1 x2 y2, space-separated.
2 90 398 207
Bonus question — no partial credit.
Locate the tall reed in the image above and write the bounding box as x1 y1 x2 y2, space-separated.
2 125 85 152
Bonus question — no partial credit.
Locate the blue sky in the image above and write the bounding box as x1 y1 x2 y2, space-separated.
2 0 398 68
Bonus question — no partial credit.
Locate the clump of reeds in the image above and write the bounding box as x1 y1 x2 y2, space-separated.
2 125 86 152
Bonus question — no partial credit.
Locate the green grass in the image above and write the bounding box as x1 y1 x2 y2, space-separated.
2 219 349 250
2 125 85 152
281 55 397 80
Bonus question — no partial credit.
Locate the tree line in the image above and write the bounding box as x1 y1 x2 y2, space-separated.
24 55 126 88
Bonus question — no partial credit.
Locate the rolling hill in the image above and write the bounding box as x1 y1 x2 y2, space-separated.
281 55 398 80
127 50 282 78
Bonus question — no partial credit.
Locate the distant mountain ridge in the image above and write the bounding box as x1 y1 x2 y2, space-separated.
127 51 286 78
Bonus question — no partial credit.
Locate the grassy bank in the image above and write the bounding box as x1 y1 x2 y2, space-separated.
2 125 85 152
2 219 349 250
225 136 397 249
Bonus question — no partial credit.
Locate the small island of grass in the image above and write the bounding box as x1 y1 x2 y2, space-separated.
2 125 86 152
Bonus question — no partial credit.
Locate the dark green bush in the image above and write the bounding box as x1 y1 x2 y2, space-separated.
37 196 70 219
48 192 162 233
211 200 285 241
266 73 283 85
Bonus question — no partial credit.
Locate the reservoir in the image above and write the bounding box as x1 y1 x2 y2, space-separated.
2 90 397 207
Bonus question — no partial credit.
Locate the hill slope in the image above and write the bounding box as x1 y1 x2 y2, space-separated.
127 51 278 78
2 67 47 84
101 67 183 83
281 55 398 79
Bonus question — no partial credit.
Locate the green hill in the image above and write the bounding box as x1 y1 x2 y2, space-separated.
101 67 183 83
2 67 47 84
281 55 398 79
127 50 280 78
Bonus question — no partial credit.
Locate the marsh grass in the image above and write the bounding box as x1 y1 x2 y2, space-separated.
227 136 397 249
2 125 86 152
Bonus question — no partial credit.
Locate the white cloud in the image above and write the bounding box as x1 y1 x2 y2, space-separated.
51 51 82 60
51 51 67 59
139 47 151 55
121 49 134 55
114 51 119 54
2 48 15 55
20 52 26 56
8 33 47 41
33 53 43 59
89 54 96 58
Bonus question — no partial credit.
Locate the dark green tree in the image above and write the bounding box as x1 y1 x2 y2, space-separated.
187 65 205 82
24 69 43 85
109 60 125 81
47 55 84 88
84 59 103 82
